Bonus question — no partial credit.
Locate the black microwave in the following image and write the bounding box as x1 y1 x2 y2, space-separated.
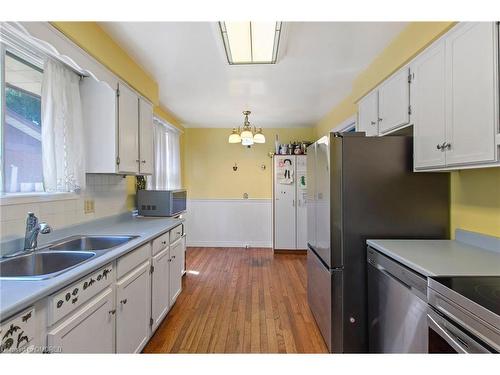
137 189 187 217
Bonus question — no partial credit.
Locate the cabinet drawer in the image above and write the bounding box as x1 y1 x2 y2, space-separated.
152 232 169 256
48 264 114 325
169 224 183 244
116 243 151 279
0 307 36 353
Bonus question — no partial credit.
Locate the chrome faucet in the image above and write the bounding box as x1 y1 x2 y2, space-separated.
24 212 52 252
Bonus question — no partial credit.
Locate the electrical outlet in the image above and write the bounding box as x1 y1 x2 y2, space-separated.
84 199 95 214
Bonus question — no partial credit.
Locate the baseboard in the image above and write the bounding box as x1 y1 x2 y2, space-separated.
187 240 273 248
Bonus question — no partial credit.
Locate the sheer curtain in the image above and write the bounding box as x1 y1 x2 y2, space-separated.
41 58 85 192
148 117 181 190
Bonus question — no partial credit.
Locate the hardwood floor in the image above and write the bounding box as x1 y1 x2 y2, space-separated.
143 247 328 353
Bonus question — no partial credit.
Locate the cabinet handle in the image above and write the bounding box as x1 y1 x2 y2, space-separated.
141 160 146 163
370 121 376 126
162 241 167 245
172 255 176 259
378 117 383 122
444 142 451 150
120 299 127 305
136 159 140 163
436 144 443 150
108 309 116 315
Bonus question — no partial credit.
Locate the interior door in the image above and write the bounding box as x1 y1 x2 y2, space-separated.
116 262 151 353
48 288 115 353
117 82 139 174
445 22 497 166
139 97 154 174
151 247 170 332
274 155 297 249
169 239 183 306
378 68 410 134
413 39 447 169
296 155 308 249
357 91 379 136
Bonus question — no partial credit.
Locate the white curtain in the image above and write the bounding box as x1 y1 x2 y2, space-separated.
148 117 181 190
41 58 85 192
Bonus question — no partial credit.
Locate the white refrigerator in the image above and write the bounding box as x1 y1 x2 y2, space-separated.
272 155 307 250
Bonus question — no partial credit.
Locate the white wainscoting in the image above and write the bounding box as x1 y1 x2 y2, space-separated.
184 199 272 248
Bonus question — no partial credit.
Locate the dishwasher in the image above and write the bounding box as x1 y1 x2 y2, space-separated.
367 247 428 353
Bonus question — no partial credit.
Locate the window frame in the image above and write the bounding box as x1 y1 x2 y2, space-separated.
0 44 78 203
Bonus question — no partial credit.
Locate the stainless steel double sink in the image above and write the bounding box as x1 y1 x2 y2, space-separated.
0 235 138 280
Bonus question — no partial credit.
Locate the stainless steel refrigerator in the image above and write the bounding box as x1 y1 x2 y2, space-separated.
306 132 449 353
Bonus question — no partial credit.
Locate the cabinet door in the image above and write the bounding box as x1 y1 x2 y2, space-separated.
357 91 379 136
139 98 154 175
445 22 497 166
169 239 183 306
378 68 411 134
180 235 186 274
116 262 151 353
117 83 139 174
151 247 170 332
296 155 308 250
413 39 447 169
48 288 115 353
274 156 297 249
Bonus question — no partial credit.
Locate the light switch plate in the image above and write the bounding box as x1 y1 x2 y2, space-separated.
84 199 95 214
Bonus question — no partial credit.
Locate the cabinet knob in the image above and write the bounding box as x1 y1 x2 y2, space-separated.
141 160 146 163
444 142 451 150
378 117 383 122
108 309 116 315
136 159 140 163
370 121 376 126
120 299 127 305
436 144 443 150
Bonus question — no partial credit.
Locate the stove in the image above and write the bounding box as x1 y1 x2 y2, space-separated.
427 276 500 353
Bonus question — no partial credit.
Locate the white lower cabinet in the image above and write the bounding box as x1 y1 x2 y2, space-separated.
116 261 151 353
47 288 115 353
169 238 184 306
151 247 170 332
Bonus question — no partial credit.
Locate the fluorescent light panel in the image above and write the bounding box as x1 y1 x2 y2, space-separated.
219 21 282 64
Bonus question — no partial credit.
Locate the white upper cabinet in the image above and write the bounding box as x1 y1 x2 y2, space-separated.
139 98 154 174
80 78 154 175
412 22 499 170
412 39 447 169
357 90 379 136
117 83 140 174
378 67 411 134
444 22 498 166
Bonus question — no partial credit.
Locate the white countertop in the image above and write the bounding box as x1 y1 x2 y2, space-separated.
366 236 500 277
0 214 183 319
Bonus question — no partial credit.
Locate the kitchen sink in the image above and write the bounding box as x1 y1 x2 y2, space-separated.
0 251 96 280
48 235 137 251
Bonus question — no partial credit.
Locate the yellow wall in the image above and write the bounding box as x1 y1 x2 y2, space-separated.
450 169 500 238
315 21 499 238
184 128 314 199
315 22 455 137
51 22 159 105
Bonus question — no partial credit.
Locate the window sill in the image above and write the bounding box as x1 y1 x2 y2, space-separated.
0 192 79 206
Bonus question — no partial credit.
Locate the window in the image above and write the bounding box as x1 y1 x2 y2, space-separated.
1 50 44 193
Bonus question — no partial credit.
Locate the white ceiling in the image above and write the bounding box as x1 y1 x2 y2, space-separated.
100 22 407 128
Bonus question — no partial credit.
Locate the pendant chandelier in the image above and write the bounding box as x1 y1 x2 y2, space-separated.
228 111 265 146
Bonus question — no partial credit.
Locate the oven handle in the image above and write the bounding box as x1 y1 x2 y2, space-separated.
427 312 469 353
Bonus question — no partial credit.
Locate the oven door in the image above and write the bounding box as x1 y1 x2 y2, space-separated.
427 307 494 353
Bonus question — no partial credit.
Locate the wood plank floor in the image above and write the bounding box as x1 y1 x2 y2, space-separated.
143 247 328 353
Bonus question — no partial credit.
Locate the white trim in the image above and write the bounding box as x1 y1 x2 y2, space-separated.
331 115 357 133
187 241 272 248
0 192 78 206
153 115 183 134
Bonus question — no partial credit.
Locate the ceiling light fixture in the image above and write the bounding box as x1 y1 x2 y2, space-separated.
219 22 282 65
228 111 266 147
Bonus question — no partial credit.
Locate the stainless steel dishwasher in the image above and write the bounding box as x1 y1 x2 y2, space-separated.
367 247 428 353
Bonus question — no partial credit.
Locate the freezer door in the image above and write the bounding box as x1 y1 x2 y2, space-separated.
315 136 331 266
307 247 344 353
306 143 317 251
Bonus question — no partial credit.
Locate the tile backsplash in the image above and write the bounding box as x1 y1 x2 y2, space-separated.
0 174 134 242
